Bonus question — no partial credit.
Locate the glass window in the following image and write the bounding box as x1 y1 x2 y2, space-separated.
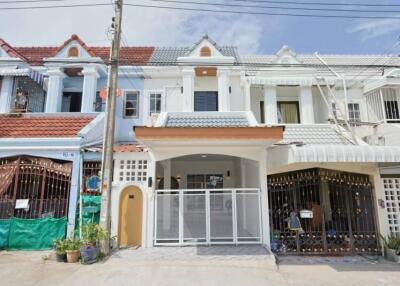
149 93 162 115
124 92 139 117
348 103 361 126
277 102 300 124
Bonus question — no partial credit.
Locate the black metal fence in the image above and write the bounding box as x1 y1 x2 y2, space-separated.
268 168 379 255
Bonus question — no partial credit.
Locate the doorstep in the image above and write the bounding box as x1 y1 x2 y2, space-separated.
110 245 277 269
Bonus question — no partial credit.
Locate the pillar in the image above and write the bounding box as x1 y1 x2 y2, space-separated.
217 68 230 111
161 159 172 230
45 68 65 112
81 66 99 113
244 81 251 111
259 149 270 248
264 84 278 124
299 84 315 124
182 68 195 111
0 76 14 113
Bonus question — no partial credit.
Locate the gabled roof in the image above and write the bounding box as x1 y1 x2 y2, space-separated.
149 46 240 65
55 34 97 57
0 114 96 138
0 38 27 60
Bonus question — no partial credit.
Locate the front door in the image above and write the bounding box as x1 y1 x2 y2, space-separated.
118 187 143 247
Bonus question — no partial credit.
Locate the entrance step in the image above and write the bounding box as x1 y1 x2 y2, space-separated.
111 245 277 270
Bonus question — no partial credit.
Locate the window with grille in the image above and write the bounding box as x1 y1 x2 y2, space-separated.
383 178 400 234
149 93 161 115
348 103 361 126
124 92 139 118
118 159 148 183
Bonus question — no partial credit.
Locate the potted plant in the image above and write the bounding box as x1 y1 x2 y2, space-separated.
65 238 82 263
53 239 67 262
80 223 108 264
381 234 400 263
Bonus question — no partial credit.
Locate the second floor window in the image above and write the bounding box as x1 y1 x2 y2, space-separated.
124 91 139 118
149 93 161 115
348 103 361 126
278 102 300 124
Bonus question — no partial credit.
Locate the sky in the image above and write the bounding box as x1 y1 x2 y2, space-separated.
1 0 400 55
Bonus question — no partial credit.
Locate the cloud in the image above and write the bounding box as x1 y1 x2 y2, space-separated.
349 18 400 41
0 4 277 53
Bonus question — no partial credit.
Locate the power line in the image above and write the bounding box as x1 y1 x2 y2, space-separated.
143 0 400 14
228 0 400 7
123 3 400 19
0 1 400 19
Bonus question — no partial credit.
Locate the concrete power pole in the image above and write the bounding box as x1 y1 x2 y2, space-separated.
99 0 123 255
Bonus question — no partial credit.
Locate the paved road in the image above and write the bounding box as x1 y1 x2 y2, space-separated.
0 248 399 286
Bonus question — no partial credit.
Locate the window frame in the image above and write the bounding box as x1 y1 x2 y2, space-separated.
277 101 300 124
149 92 162 115
348 102 361 126
123 90 140 119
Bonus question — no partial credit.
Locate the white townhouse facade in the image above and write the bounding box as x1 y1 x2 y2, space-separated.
1 35 400 255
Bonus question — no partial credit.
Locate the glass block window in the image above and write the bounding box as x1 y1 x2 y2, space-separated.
118 159 148 183
383 178 400 234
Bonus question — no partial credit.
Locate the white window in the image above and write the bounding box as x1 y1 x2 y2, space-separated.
124 91 139 118
149 93 162 115
383 178 400 234
348 103 361 126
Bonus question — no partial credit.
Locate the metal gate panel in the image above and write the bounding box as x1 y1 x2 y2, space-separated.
268 168 379 255
154 188 261 246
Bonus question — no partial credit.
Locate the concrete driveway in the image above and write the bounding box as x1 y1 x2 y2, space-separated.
0 246 399 286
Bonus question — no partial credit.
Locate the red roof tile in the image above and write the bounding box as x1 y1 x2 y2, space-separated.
0 115 95 138
5 34 155 66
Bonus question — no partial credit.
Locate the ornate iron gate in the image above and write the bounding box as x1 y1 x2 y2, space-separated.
0 156 72 219
268 168 379 255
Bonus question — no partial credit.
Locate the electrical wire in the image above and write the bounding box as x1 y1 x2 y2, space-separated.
142 0 400 14
123 3 400 20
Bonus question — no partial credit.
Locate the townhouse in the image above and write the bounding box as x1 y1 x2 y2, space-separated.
0 34 399 254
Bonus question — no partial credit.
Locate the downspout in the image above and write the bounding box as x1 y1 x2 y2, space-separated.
314 52 349 121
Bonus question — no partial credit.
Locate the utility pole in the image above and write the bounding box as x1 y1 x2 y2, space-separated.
99 0 123 255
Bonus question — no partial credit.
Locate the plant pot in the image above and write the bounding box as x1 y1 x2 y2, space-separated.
385 249 400 263
56 252 67 263
66 250 80 263
80 245 100 265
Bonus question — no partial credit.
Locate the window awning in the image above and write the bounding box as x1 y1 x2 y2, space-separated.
268 144 400 168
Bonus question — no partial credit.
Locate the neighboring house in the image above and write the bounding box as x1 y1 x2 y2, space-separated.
1 34 400 255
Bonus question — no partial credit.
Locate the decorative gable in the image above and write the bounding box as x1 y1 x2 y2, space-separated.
187 35 224 58
273 45 301 65
54 34 96 59
177 35 235 64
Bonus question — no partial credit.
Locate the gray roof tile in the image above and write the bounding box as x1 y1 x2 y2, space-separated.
280 125 353 145
166 113 250 127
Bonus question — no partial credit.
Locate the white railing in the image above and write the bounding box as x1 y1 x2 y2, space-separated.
366 88 400 124
154 188 262 246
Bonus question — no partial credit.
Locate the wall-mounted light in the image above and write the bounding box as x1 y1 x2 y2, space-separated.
229 86 232 94
227 170 231 177
181 86 183 94
148 177 153 188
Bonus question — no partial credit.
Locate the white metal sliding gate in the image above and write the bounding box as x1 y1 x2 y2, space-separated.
155 188 261 245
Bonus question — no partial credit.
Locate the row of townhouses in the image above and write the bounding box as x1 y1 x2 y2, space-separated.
0 34 400 254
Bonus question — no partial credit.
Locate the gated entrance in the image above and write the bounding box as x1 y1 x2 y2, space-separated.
155 189 261 245
268 168 379 255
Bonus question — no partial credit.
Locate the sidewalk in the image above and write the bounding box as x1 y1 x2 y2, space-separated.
0 248 399 286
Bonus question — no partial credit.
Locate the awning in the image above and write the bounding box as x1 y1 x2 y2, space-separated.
268 144 400 168
0 67 30 76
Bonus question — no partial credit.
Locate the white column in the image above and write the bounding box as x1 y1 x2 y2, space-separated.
67 154 80 237
0 76 14 113
372 171 390 239
161 160 172 230
259 149 270 248
264 84 278 124
299 84 315 124
217 68 230 111
243 81 251 111
45 68 65 113
182 68 195 111
81 66 99 113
